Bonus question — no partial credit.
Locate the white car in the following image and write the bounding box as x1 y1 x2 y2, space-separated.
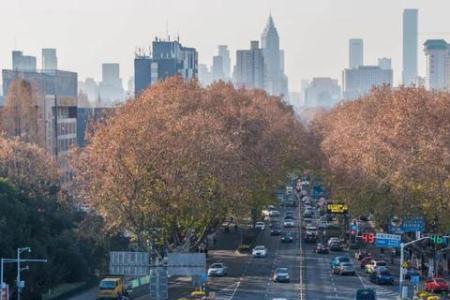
327 237 340 247
252 245 268 257
255 221 266 230
283 219 295 227
207 263 227 276
306 225 318 232
269 210 280 217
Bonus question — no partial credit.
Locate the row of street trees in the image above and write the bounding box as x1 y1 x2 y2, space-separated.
313 87 450 230
72 77 314 250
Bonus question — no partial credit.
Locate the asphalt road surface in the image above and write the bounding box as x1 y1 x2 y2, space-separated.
208 205 301 300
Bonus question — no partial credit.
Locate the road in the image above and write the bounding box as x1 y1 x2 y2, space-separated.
208 205 301 300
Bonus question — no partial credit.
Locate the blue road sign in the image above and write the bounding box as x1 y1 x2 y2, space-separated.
411 275 420 285
402 218 425 233
375 233 401 248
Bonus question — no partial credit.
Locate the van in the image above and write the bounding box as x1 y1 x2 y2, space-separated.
97 277 125 300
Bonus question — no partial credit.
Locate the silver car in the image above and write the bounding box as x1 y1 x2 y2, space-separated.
337 262 355 275
207 263 227 276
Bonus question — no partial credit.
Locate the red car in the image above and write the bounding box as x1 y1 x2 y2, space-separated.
424 278 449 293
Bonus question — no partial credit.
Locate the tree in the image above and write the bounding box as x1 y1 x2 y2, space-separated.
314 87 450 229
1 79 42 146
72 77 312 250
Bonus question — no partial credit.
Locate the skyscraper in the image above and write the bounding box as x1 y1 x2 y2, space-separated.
424 39 450 90
212 55 224 82
12 51 36 72
260 14 288 97
342 66 393 100
218 45 231 79
349 39 364 69
134 38 198 96
42 48 58 71
99 63 124 104
403 9 418 86
304 78 341 108
378 57 392 70
233 41 265 90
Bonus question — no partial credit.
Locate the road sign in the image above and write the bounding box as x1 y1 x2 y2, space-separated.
109 251 149 276
375 233 401 248
327 203 348 214
402 218 425 233
149 267 168 300
167 253 206 276
411 275 420 285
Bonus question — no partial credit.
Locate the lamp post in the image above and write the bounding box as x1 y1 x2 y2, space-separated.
17 247 31 300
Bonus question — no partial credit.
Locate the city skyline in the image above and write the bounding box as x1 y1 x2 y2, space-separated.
2 0 450 91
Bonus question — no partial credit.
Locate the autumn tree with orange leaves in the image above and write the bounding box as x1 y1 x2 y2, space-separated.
314 87 450 230
73 77 313 249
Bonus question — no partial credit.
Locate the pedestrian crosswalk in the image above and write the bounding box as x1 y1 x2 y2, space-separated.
212 282 240 300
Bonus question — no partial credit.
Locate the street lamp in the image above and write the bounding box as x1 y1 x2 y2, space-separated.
17 247 31 300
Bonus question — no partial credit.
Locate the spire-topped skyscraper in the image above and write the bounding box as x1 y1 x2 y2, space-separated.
260 14 288 98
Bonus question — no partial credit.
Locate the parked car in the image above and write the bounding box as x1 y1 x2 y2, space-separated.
269 210 281 217
424 277 449 293
207 263 227 277
255 221 266 231
336 262 356 275
355 288 377 300
272 267 290 282
252 245 268 257
369 269 394 285
365 260 387 274
315 243 329 254
281 232 294 243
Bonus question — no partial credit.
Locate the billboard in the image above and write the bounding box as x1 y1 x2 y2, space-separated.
167 253 206 276
327 203 348 214
109 251 149 276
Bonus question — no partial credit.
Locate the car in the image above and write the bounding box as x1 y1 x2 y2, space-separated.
283 219 295 228
329 241 343 251
355 288 377 300
369 269 394 285
252 245 268 257
273 267 290 282
284 215 295 220
303 218 313 228
281 232 294 243
360 256 374 269
305 225 318 232
269 210 281 217
318 220 328 229
255 221 266 231
327 237 340 246
285 211 294 217
315 243 329 254
303 210 313 218
270 226 282 236
207 263 227 276
330 256 350 270
337 262 356 275
304 231 317 243
365 260 387 274
424 278 449 293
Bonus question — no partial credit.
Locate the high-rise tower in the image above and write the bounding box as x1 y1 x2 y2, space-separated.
349 39 364 69
403 9 418 86
260 14 288 98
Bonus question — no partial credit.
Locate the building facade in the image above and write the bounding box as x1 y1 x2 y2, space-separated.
424 39 450 90
212 55 225 82
342 66 393 100
304 77 341 108
349 39 364 69
12 51 37 72
378 57 392 70
134 38 198 96
402 9 418 86
233 41 265 90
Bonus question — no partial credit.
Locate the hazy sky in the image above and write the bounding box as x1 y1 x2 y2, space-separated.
1 0 450 91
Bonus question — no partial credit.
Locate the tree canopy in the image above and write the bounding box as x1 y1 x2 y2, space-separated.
73 77 313 250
